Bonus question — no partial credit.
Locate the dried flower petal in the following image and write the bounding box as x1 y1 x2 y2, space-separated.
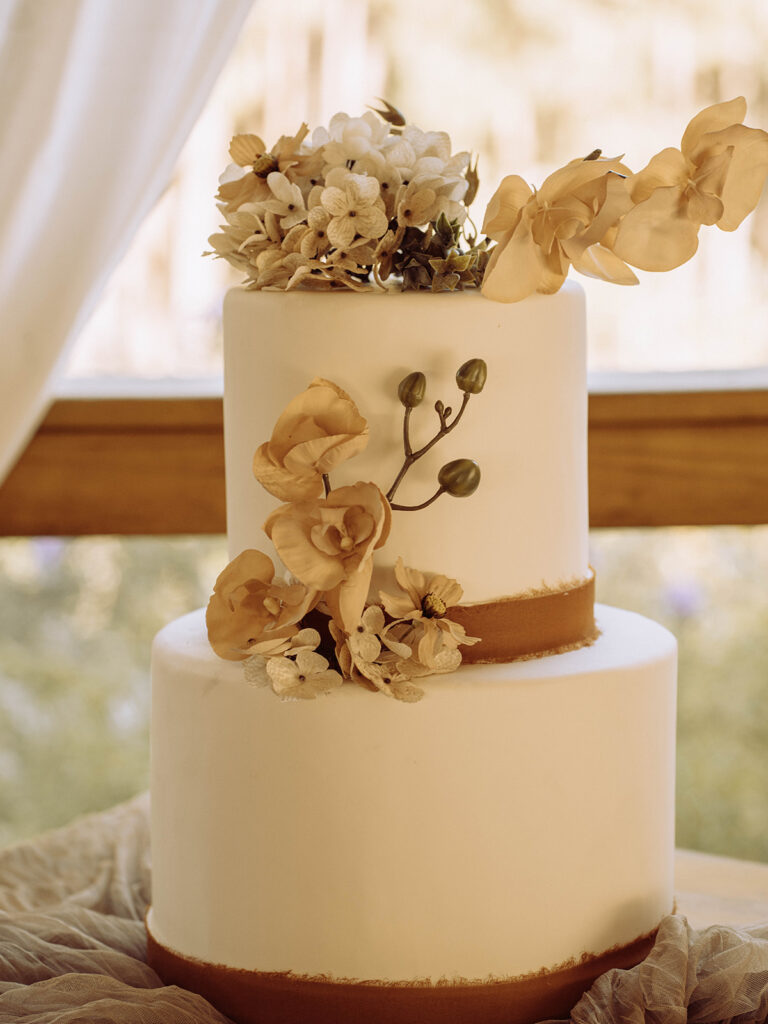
481 156 635 302
612 98 768 271
229 133 267 166
482 175 532 240
206 550 316 660
266 649 343 700
265 483 391 632
377 557 478 676
253 378 369 502
612 186 701 272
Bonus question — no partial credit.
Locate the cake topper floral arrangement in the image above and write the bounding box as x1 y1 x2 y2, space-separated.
209 96 768 302
206 96 768 701
206 365 487 702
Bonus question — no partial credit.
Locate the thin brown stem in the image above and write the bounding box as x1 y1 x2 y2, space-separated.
412 391 470 460
390 486 446 512
385 391 471 504
322 473 331 497
403 406 413 457
385 457 413 502
385 408 414 501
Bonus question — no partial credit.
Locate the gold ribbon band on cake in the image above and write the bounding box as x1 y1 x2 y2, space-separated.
448 570 597 664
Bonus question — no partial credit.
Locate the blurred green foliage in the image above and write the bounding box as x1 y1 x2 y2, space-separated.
0 528 766 861
592 527 768 862
0 536 226 846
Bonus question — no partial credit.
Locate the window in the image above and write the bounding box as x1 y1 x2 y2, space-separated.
3 0 768 853
67 0 768 378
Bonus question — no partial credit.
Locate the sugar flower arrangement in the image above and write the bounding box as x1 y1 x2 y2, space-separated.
206 366 487 702
209 97 768 302
208 100 485 294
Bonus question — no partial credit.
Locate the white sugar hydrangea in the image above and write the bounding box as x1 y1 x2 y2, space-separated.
208 104 487 293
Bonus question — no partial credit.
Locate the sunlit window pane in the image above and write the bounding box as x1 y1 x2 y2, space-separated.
66 0 768 380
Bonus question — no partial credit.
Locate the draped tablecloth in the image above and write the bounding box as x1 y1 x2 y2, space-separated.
2 794 768 1023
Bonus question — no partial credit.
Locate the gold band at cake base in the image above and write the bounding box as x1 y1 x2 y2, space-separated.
449 571 597 664
146 920 656 1024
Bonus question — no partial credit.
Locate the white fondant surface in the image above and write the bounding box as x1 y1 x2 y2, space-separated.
223 284 589 601
149 605 677 982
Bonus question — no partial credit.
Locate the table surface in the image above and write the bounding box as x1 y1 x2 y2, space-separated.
676 847 768 929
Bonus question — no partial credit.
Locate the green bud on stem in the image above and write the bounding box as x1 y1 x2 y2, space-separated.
398 371 427 408
456 358 487 395
438 458 481 497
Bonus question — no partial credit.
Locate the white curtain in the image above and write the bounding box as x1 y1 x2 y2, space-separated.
0 0 254 486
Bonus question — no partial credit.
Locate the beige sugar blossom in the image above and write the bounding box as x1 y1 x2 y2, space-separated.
206 204 276 274
300 206 332 258
611 97 768 272
314 111 391 171
206 229 258 275
349 605 412 667
383 129 469 218
206 549 316 661
395 181 439 227
481 156 637 303
250 249 290 289
264 482 391 633
280 223 310 254
331 611 423 702
252 378 369 502
261 172 308 231
283 254 331 291
379 558 480 670
353 152 403 216
324 237 378 277
216 164 272 212
388 621 463 677
320 173 388 249
399 126 456 162
248 626 322 661
217 125 310 212
380 558 461 620
347 604 390 662
352 657 424 702
246 246 312 290
243 627 323 686
265 649 343 700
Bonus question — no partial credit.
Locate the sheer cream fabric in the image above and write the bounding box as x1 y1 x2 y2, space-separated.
0 794 232 1023
0 0 253 486
2 796 768 1023
554 913 768 1024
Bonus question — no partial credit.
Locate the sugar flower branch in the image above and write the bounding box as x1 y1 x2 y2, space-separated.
207 374 483 701
386 358 487 509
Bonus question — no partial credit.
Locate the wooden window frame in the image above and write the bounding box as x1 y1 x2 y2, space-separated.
1 371 767 536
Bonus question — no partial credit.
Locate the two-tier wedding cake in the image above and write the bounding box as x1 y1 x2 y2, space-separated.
146 99 768 1024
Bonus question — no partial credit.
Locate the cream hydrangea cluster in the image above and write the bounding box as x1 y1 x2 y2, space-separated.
208 109 484 292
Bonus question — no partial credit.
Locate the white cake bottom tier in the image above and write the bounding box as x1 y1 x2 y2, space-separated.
149 604 676 983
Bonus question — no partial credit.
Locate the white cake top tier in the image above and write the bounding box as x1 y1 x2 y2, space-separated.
224 281 588 602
